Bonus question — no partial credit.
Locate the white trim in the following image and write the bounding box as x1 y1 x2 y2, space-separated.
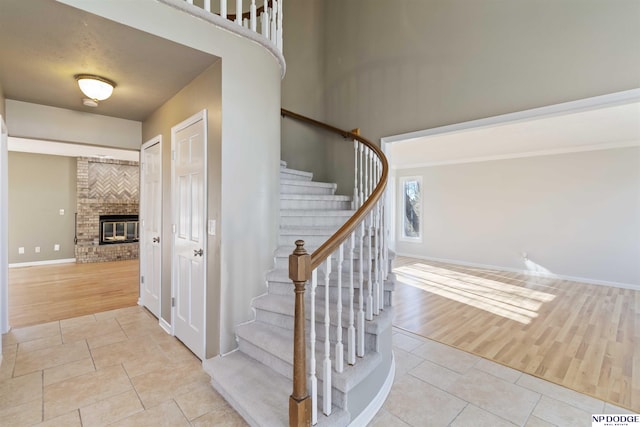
398 176 422 243
392 140 640 170
8 258 76 268
8 137 139 161
395 252 640 291
348 354 395 427
139 135 163 320
171 109 208 358
0 116 9 337
381 89 640 145
159 317 173 335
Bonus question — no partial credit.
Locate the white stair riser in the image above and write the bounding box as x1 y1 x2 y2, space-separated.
280 215 351 228
280 170 313 181
281 199 351 210
281 183 336 195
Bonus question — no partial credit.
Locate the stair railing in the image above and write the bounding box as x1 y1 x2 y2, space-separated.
282 109 389 426
181 0 283 52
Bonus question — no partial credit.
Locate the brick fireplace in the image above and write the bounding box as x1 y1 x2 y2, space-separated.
75 157 139 263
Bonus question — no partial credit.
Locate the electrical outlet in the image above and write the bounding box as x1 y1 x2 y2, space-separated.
54 244 60 251
35 246 40 253
18 247 24 255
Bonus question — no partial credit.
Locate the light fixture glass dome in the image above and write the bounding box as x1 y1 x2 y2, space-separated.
75 74 116 101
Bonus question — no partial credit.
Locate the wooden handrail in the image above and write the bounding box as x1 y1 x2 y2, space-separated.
281 108 389 270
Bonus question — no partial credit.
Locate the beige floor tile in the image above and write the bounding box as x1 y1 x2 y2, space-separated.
447 369 540 426
79 389 144 426
604 402 635 414
156 339 199 363
131 360 211 409
13 341 90 377
174 382 228 421
61 318 123 344
8 322 60 344
43 364 133 420
122 349 173 379
532 395 593 427
411 340 479 374
450 404 517 427
113 307 156 326
0 351 17 381
0 398 42 426
18 334 62 353
191 405 249 427
110 400 190 427
409 359 461 390
86 330 128 350
2 332 19 348
43 357 95 387
60 314 97 329
524 415 557 427
34 410 81 427
0 371 42 411
367 408 411 426
517 374 605 414
473 358 522 383
384 374 466 426
90 336 159 370
392 348 424 379
393 332 424 352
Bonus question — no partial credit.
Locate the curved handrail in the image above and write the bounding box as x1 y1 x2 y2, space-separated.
281 108 388 269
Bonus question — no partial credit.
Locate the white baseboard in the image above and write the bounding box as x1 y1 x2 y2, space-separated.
395 253 639 290
159 317 172 335
349 354 395 427
9 258 76 268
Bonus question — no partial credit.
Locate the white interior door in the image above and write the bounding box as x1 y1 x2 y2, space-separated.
172 111 207 359
140 136 162 319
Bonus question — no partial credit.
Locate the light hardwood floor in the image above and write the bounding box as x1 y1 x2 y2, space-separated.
8 260 139 328
392 256 639 412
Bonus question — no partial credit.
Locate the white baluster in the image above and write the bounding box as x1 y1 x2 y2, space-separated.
277 0 283 51
335 245 344 373
353 140 359 209
323 257 332 415
220 0 227 19
366 211 373 321
373 200 380 316
204 0 211 12
187 0 193 4
271 1 277 43
357 221 365 357
243 17 249 28
250 0 257 31
358 143 364 208
310 269 318 425
236 0 242 24
347 232 356 365
261 11 269 39
363 147 369 202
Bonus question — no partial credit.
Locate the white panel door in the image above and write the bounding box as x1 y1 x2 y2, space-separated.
172 111 207 359
140 137 162 318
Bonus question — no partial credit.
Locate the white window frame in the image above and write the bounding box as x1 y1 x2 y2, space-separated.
399 176 422 243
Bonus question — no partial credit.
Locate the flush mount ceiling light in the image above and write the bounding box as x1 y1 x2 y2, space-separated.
75 74 116 106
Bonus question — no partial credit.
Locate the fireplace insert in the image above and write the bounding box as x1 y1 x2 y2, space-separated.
99 214 139 245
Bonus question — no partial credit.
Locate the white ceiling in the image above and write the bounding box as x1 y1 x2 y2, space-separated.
0 0 218 122
389 96 640 168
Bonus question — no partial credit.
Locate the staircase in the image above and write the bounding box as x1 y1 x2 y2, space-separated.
203 161 395 426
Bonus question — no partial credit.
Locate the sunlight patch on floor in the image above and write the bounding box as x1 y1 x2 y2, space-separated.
395 263 557 324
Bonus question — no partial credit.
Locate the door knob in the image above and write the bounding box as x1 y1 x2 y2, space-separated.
153 236 160 243
194 248 204 257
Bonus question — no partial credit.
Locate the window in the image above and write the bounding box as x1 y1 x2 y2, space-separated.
400 176 421 241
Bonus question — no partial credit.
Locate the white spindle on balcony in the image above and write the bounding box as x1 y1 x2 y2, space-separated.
347 233 356 365
335 244 344 374
220 0 226 19
250 0 257 31
204 0 211 12
357 220 365 357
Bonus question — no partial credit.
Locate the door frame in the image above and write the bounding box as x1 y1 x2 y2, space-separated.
139 135 162 319
170 109 208 347
0 116 9 344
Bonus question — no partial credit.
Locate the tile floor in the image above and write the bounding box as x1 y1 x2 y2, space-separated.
0 306 634 426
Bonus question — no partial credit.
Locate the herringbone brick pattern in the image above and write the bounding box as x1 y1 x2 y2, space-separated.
88 163 139 200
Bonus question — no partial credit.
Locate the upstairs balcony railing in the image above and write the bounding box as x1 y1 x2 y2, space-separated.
183 0 283 52
282 109 389 426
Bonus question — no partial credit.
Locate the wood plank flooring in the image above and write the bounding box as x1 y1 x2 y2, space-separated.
8 260 139 328
392 256 639 412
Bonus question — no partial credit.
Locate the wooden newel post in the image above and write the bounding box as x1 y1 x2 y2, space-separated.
289 240 312 427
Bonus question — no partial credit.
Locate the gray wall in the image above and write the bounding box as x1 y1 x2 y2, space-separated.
143 61 222 358
395 147 640 286
281 0 329 182
5 100 141 149
318 0 640 193
8 152 76 264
